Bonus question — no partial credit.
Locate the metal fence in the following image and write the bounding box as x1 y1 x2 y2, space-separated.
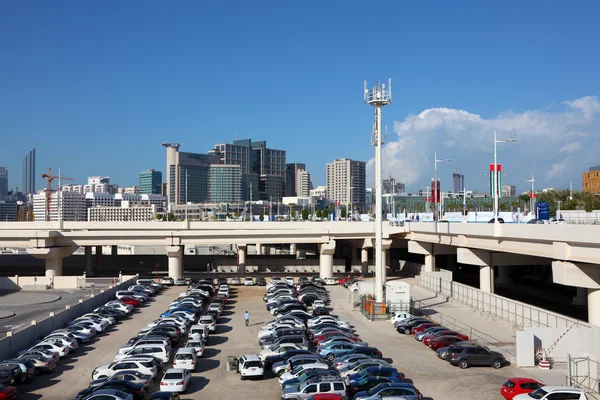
569 355 600 393
352 294 413 321
420 272 590 329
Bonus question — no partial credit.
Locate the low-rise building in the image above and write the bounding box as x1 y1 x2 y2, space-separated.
88 202 158 222
33 191 86 221
583 166 600 193
0 200 17 221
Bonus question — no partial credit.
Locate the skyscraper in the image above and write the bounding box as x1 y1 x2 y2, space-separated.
0 167 8 196
296 169 311 197
22 148 35 194
326 158 366 209
209 164 242 202
211 139 286 201
163 143 219 206
139 169 163 194
453 172 464 194
286 163 306 196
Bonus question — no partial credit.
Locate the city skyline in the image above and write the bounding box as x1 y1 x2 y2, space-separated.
1 2 599 194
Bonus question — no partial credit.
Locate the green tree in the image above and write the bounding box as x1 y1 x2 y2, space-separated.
316 209 322 219
156 213 163 221
259 213 264 221
167 213 177 221
340 208 347 219
301 208 309 220
234 211 239 218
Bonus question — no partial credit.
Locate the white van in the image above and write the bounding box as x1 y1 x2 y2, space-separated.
173 348 197 371
114 345 170 363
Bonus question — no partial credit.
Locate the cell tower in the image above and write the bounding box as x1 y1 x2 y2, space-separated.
364 78 392 302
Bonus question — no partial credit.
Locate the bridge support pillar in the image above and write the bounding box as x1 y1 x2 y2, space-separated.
589 288 600 327
290 243 296 256
85 246 94 277
238 245 247 275
319 241 336 279
95 246 103 273
256 243 262 255
166 246 183 280
111 245 118 256
457 248 494 293
361 248 369 275
480 265 494 293
28 247 76 279
381 239 392 284
424 255 436 273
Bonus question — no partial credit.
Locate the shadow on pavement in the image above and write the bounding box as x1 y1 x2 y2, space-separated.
214 325 232 334
195 359 220 373
208 336 228 346
184 376 210 395
202 348 221 358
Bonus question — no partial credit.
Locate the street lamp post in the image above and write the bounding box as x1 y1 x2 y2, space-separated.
522 175 536 215
493 130 517 222
434 152 452 222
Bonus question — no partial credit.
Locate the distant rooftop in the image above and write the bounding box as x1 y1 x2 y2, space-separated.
590 166 600 172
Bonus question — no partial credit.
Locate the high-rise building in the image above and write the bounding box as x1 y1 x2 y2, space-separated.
296 169 311 197
382 178 405 195
163 143 219 206
501 184 516 197
0 167 8 196
21 148 35 194
209 164 242 203
286 163 306 196
453 172 464 194
33 191 86 221
211 139 286 201
0 200 17 221
139 169 163 194
326 158 366 209
583 166 600 193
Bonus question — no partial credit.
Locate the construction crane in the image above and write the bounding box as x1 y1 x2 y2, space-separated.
41 167 73 221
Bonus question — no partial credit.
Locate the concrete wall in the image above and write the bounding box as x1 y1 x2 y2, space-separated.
53 276 82 289
0 277 20 291
0 277 137 362
519 326 600 362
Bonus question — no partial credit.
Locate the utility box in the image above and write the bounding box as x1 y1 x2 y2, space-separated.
385 281 411 304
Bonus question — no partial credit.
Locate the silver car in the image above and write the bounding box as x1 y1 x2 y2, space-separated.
332 353 373 370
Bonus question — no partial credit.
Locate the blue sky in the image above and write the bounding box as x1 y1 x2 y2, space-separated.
1 1 599 193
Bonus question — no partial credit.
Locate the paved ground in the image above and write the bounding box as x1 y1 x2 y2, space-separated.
0 291 61 306
0 288 100 336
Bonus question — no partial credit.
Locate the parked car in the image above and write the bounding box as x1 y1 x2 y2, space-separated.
0 384 18 400
184 340 205 357
75 380 147 400
92 359 158 380
81 389 134 400
159 368 192 393
281 379 348 400
233 354 264 380
231 277 242 286
512 386 587 399
172 348 197 371
244 278 255 286
256 277 267 286
428 335 465 351
447 344 506 369
149 393 179 400
501 378 545 399
353 382 421 400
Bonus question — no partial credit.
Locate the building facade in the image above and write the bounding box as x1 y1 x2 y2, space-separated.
88 203 157 222
139 169 163 194
209 164 242 203
583 166 600 193
286 163 306 197
326 158 366 209
296 169 311 197
33 191 86 221
453 172 465 194
0 167 7 196
0 200 17 221
163 143 219 206
22 148 35 194
383 178 405 195
501 184 516 197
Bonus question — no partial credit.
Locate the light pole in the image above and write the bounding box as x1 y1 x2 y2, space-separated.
249 182 253 221
364 78 392 302
493 130 517 222
434 152 451 222
522 175 535 215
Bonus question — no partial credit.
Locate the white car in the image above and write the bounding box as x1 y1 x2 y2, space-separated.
308 317 351 330
244 277 255 286
258 324 299 340
73 319 108 333
159 368 192 393
235 354 264 380
173 348 197 371
259 343 306 361
312 300 326 308
41 336 79 351
197 315 216 332
278 363 329 385
103 302 134 314
390 312 413 325
83 313 116 325
513 386 587 399
184 340 205 357
27 342 70 358
323 277 337 285
116 338 171 356
114 344 170 363
285 277 294 285
92 359 157 380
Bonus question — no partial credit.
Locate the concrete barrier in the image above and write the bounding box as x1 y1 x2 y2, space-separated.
54 309 69 328
11 324 36 355
0 277 20 291
54 276 81 289
35 316 54 339
0 336 11 361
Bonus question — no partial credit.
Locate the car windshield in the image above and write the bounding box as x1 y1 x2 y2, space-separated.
164 372 182 380
187 342 201 347
527 389 548 399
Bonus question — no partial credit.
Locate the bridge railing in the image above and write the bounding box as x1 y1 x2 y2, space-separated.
419 272 590 329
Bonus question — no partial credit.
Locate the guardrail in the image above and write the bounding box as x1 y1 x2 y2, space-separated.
419 272 590 329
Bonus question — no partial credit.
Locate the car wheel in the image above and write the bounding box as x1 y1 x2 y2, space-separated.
277 370 285 377
240 375 245 380
404 328 410 335
492 359 502 369
458 359 469 369
327 353 335 361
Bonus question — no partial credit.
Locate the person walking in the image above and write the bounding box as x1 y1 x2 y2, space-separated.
244 311 250 327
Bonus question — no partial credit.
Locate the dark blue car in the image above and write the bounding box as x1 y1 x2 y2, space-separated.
347 366 403 385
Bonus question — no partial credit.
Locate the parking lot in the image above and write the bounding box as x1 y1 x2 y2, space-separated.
10 279 546 400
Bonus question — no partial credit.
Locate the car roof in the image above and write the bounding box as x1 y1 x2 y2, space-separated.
241 354 260 361
164 368 186 374
541 386 583 393
176 348 196 354
509 377 542 384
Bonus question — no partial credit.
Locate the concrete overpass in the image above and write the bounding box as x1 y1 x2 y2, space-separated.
1 220 600 325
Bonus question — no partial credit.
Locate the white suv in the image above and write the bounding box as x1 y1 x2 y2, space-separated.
235 354 264 380
513 386 587 399
92 359 157 380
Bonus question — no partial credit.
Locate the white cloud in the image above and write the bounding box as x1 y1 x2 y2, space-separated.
559 142 582 153
367 96 600 191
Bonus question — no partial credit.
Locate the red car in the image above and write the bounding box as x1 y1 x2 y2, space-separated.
411 323 438 334
338 277 351 285
422 330 469 345
0 384 18 400
429 335 464 350
308 394 345 400
118 297 141 308
500 378 544 399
